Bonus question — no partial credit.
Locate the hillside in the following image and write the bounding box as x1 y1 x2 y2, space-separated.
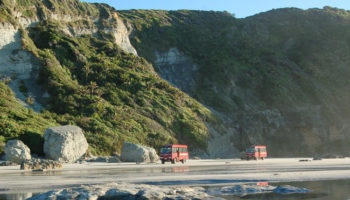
0 0 215 156
120 7 350 157
1 0 350 158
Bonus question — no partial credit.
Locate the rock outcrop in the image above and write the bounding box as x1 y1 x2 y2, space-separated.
0 23 45 111
28 183 213 200
4 140 31 164
121 142 159 163
44 125 88 163
20 158 62 170
85 156 121 163
0 161 18 166
28 182 311 200
155 47 198 94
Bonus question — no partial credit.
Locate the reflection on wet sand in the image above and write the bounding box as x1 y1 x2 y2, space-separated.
20 170 63 176
162 166 190 173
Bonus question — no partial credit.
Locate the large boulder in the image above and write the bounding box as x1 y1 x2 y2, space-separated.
4 140 31 164
121 142 159 163
44 125 88 163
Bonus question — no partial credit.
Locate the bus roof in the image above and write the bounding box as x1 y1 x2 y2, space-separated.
253 145 266 148
162 144 188 148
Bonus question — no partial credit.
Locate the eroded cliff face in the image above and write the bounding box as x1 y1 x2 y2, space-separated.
154 48 198 94
0 22 44 111
0 2 137 111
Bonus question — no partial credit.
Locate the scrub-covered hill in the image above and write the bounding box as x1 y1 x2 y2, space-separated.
120 7 350 157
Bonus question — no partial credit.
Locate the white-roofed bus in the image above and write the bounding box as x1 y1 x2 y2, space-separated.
160 144 189 164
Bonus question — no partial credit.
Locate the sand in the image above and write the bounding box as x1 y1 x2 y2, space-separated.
0 158 350 194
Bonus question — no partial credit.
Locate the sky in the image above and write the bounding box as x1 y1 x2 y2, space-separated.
81 0 350 18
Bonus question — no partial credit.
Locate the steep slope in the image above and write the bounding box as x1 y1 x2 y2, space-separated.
0 0 216 156
120 7 350 157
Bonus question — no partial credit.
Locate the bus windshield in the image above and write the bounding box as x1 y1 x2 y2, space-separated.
246 148 255 153
160 147 172 154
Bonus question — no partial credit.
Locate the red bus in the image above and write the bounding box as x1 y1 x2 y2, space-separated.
160 144 189 164
244 145 267 160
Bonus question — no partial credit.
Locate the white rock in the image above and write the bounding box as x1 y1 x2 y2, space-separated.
44 125 88 163
121 142 159 163
4 140 31 164
28 182 216 200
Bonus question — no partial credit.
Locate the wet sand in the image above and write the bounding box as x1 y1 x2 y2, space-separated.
1 158 350 194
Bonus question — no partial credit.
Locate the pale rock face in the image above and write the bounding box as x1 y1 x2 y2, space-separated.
154 47 198 94
18 17 39 29
4 140 31 164
0 23 45 111
110 16 138 55
44 125 88 163
121 142 159 163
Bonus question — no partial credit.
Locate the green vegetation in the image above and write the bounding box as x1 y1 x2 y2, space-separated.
0 0 216 156
11 20 212 155
120 8 350 156
119 8 350 113
0 81 57 155
2 0 350 157
0 135 5 156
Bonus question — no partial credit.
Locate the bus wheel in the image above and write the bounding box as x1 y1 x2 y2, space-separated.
181 159 186 164
161 159 165 164
261 157 264 160
254 157 257 160
171 158 176 164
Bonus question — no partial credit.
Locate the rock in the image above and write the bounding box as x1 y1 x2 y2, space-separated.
85 156 121 163
313 156 322 160
121 142 159 163
207 184 275 197
44 125 88 163
299 159 311 162
207 184 311 197
321 154 345 159
108 156 121 163
0 161 17 166
4 140 31 164
273 185 311 194
28 182 217 200
20 158 62 170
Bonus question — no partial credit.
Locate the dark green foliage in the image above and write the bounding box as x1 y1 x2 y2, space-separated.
13 20 213 155
120 8 350 114
120 7 350 156
0 81 57 154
